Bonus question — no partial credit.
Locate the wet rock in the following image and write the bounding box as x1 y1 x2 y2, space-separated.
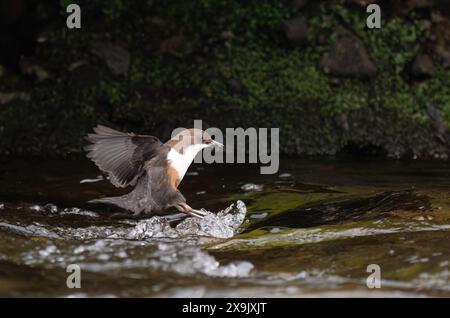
335 113 350 132
426 104 449 144
19 56 50 81
0 91 30 105
68 60 87 72
291 0 308 10
220 30 234 41
320 32 377 78
388 0 434 16
69 63 100 89
344 0 373 7
283 16 308 47
0 92 18 105
412 53 436 77
433 44 450 68
150 16 165 26
227 79 248 99
430 11 450 69
175 201 246 239
247 191 431 230
89 41 130 75
160 34 187 54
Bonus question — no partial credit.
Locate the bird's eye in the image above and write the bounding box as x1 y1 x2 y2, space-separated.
202 133 212 144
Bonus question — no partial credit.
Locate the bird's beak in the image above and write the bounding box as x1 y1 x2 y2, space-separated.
210 140 224 148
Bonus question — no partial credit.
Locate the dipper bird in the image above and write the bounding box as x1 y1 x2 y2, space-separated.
85 125 223 218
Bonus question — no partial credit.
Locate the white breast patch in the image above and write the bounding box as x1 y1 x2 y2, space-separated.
167 144 208 182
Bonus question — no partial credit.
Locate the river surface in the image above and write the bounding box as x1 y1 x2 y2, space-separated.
0 158 449 297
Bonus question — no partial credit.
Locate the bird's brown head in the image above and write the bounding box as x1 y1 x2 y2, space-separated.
167 128 223 154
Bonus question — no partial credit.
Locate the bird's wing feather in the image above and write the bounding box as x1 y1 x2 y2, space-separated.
84 125 165 188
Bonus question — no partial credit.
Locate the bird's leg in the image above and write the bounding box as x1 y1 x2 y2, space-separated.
164 213 188 222
175 204 198 217
183 203 208 218
175 203 207 218
183 205 206 218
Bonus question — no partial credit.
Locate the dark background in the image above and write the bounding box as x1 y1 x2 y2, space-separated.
1 0 450 159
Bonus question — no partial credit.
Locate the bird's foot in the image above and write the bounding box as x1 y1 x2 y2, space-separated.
186 208 207 218
176 203 207 218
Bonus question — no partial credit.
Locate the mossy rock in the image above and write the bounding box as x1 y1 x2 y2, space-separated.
0 0 450 158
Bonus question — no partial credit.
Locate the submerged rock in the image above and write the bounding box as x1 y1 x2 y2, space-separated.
247 191 431 230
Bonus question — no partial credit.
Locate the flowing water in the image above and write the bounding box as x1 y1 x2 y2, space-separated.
0 158 449 297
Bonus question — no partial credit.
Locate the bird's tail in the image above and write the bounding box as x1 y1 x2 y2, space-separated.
88 174 149 215
88 195 133 212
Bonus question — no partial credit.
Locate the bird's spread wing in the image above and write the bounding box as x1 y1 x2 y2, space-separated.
84 125 165 188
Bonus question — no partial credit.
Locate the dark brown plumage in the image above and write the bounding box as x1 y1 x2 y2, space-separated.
85 125 222 218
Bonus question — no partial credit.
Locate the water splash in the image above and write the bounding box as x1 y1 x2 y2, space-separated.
0 201 247 240
80 175 104 183
108 200 247 240
21 239 254 278
147 243 253 277
241 183 264 191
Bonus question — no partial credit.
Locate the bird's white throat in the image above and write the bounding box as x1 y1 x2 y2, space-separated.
167 144 208 181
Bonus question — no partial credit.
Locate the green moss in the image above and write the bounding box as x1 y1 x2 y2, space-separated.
331 4 428 74
416 69 450 125
1 0 449 157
